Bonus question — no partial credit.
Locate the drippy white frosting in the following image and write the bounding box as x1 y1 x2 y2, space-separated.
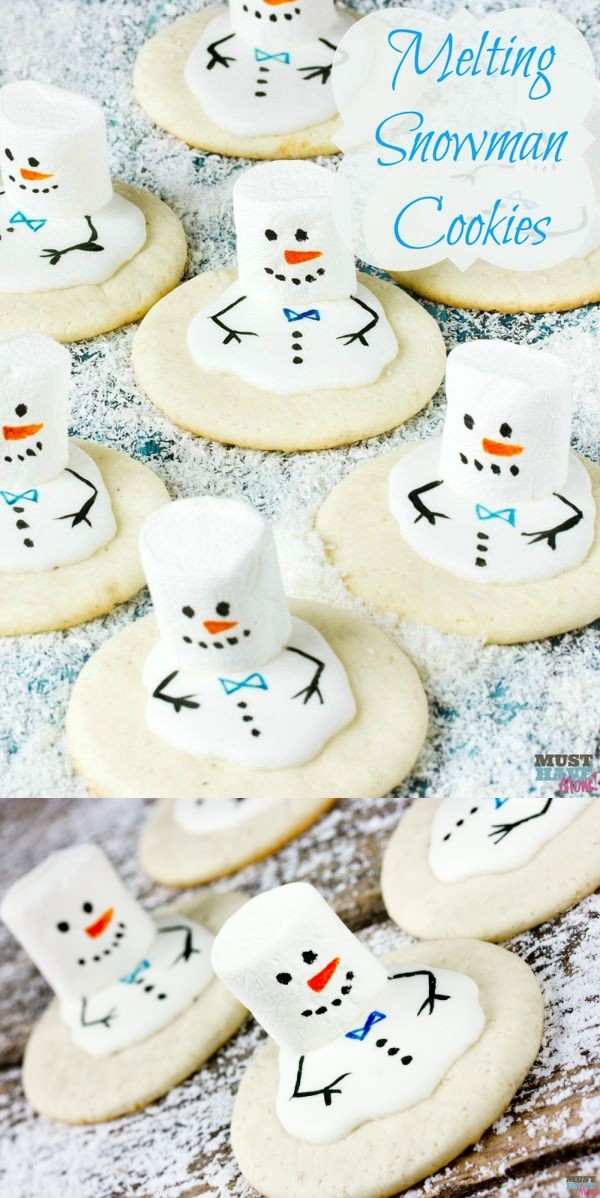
187 280 398 395
60 912 214 1057
429 796 595 882
0 442 116 573
0 191 146 293
174 795 285 834
185 10 353 139
277 964 485 1143
143 615 356 769
389 438 596 583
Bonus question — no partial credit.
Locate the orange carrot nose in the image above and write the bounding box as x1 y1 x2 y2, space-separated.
3 421 44 441
264 1 296 6
20 168 54 181
203 619 238 636
85 908 114 938
284 250 323 266
482 438 524 458
307 957 340 992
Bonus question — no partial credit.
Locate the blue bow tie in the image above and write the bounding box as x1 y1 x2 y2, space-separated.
345 1010 387 1041
283 308 321 323
0 488 39 507
254 48 291 64
475 503 516 527
120 959 150 985
9 210 47 233
220 673 268 696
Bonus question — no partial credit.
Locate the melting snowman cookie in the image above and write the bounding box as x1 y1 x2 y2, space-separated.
212 882 486 1144
0 332 115 573
0 80 146 293
389 341 595 584
184 0 353 139
1 844 215 1057
188 161 398 395
140 497 356 769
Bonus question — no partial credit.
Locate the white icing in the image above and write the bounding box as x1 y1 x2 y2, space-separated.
388 340 596 584
144 615 356 769
389 438 595 584
174 795 285 834
187 162 397 394
0 442 116 573
428 796 595 882
1 843 215 1058
185 8 353 139
211 883 389 1054
277 966 485 1144
140 497 293 675
0 80 146 293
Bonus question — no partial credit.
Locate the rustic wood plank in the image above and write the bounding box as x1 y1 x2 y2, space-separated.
0 797 598 1198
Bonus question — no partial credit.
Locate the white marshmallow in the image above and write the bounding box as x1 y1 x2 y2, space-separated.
0 332 70 488
440 340 572 504
211 883 388 1053
140 497 293 675
0 80 113 220
1 844 156 1004
234 161 356 304
229 0 339 52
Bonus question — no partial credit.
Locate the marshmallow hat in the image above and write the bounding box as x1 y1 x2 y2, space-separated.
0 80 113 220
440 340 572 504
229 0 338 53
1 845 156 1005
234 161 356 305
140 497 293 675
0 332 70 489
212 883 388 1053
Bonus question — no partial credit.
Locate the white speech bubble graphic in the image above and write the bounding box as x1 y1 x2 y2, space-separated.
332 6 598 271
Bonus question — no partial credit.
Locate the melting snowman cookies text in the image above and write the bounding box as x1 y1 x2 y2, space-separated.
185 0 353 139
187 160 398 394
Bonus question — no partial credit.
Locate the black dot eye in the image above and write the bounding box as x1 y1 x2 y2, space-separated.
464 414 474 430
295 229 308 242
265 228 278 241
82 902 93 914
57 921 70 933
276 972 292 985
28 157 39 168
182 606 195 618
302 950 318 965
500 422 512 438
4 148 13 161
15 404 27 417
216 601 230 617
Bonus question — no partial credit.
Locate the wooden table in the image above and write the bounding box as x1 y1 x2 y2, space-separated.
1 797 598 1198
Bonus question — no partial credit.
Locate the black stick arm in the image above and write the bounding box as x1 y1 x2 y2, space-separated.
287 646 326 705
489 798 555 843
521 493 585 550
56 468 99 529
206 32 236 69
80 996 116 1029
291 1055 351 1107
157 923 200 963
153 671 200 714
210 295 258 345
41 216 104 265
338 295 381 346
389 969 451 1016
407 479 450 526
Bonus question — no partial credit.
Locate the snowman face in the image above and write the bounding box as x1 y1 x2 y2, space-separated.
140 497 293 675
0 81 113 220
174 795 283 833
234 161 356 304
0 845 156 1004
0 332 70 489
229 0 337 52
440 340 572 503
211 883 388 1052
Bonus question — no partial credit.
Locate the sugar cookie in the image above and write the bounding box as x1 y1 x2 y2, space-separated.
381 797 600 942
140 796 339 885
1 844 247 1123
211 883 544 1198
